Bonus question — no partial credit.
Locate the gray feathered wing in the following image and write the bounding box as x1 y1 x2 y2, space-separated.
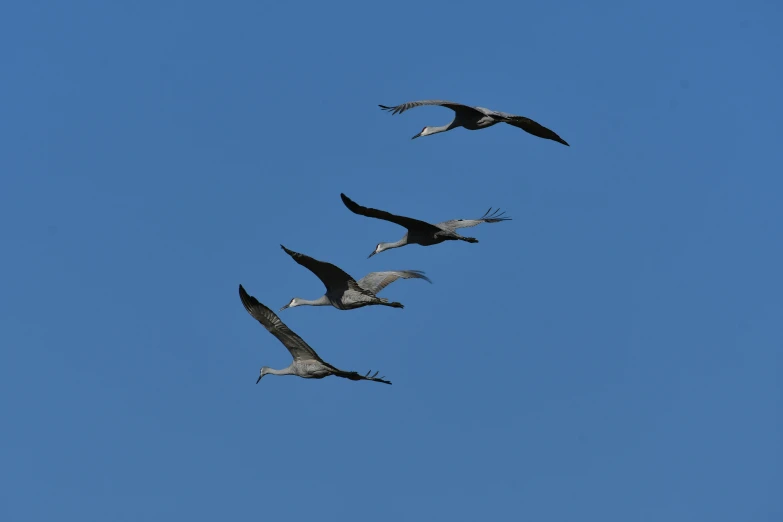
357 270 432 295
379 99 486 120
238 285 323 362
436 208 512 232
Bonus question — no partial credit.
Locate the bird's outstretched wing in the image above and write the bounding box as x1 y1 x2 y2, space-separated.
238 285 322 362
281 245 379 299
491 111 569 146
357 270 432 295
436 208 512 232
326 364 392 385
379 99 485 119
280 245 357 294
340 193 440 233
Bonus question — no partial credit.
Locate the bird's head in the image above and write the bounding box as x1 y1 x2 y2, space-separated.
279 298 301 311
412 126 429 140
368 243 384 258
256 366 270 384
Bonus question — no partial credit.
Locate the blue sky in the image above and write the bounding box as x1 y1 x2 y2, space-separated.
1 1 781 520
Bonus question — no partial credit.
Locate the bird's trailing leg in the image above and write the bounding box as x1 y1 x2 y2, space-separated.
332 367 392 385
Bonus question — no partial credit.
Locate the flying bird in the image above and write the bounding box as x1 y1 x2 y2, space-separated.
340 193 511 258
280 245 431 310
239 284 391 385
379 99 569 146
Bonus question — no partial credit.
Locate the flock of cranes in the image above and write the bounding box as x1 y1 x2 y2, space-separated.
239 99 569 385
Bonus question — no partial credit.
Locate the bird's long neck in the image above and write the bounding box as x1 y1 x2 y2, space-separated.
381 236 408 251
266 365 296 376
297 295 331 307
425 123 455 136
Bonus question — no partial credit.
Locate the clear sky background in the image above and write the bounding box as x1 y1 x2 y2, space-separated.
1 1 781 521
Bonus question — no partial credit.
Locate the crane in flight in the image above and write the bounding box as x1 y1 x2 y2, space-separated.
340 193 511 258
239 284 392 385
379 99 569 146
279 245 431 310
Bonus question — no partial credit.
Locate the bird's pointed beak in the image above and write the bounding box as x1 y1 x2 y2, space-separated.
279 304 290 312
368 250 377 258
411 131 423 140
256 373 264 384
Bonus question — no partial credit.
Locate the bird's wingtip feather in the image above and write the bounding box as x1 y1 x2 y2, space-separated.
341 193 359 209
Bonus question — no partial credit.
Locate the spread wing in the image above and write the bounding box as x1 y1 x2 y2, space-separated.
492 111 569 146
436 208 512 232
281 245 380 299
340 193 439 233
356 270 432 295
378 99 485 120
281 245 355 294
238 285 322 362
